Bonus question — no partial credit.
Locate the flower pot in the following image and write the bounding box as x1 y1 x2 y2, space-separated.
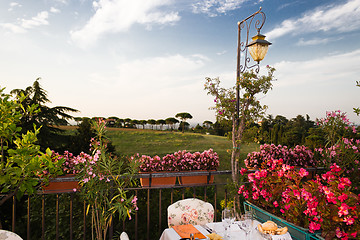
179 171 214 186
42 174 79 194
139 172 176 187
244 201 321 240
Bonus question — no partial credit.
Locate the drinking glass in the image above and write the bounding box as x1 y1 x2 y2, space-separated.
237 212 253 240
222 208 234 239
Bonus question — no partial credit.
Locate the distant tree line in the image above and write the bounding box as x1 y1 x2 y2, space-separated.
211 114 360 149
190 113 360 150
74 112 195 132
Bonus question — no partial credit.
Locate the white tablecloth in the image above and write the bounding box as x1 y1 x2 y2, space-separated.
159 221 292 240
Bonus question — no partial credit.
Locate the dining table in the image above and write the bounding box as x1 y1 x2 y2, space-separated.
159 220 293 240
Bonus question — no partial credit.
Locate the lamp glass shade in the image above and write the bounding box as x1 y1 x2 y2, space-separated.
247 34 271 62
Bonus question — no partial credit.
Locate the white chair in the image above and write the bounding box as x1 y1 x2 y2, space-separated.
167 198 214 227
119 231 129 240
0 230 23 240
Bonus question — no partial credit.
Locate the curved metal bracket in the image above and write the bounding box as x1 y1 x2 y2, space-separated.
235 8 267 122
237 7 266 75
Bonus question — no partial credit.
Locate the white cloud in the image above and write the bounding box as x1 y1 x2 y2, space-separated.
70 0 180 48
0 22 26 33
266 0 360 40
21 11 49 29
0 11 49 33
50 7 61 13
296 38 330 46
10 2 19 7
54 0 68 4
192 0 247 16
8 2 21 11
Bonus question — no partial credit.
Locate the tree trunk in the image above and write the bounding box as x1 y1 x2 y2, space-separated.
231 113 247 217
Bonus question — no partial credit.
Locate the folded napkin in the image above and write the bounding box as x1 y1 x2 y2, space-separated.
271 232 292 240
172 224 206 239
206 233 223 240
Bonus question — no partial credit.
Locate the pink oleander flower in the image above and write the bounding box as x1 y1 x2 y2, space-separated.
240 168 247 175
338 183 346 191
248 173 255 182
238 185 245 194
338 203 349 217
338 193 348 202
344 216 355 225
293 189 301 200
273 201 279 207
340 177 351 186
299 168 309 177
308 221 321 233
330 163 342 173
336 228 342 238
252 191 259 200
131 195 138 205
301 189 312 201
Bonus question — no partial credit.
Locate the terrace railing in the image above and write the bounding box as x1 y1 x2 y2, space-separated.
0 171 232 240
0 168 325 240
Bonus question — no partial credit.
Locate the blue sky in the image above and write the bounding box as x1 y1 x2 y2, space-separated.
1 0 360 125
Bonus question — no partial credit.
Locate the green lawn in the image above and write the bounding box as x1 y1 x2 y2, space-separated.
105 128 259 170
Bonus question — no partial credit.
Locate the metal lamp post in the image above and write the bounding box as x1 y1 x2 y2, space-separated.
235 7 271 122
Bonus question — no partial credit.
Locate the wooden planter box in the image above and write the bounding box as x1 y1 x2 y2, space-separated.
139 172 176 187
178 171 214 186
244 201 321 240
42 174 79 194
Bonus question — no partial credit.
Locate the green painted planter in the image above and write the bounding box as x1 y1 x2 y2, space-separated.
244 201 321 240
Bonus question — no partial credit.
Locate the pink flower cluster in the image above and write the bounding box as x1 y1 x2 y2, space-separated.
316 137 360 193
316 110 357 146
317 110 354 130
238 161 360 239
53 150 109 184
245 144 317 169
136 149 219 172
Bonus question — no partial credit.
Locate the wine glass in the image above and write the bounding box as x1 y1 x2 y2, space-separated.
222 208 234 239
237 212 253 240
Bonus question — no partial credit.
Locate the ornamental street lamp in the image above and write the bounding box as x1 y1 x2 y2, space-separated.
235 7 271 122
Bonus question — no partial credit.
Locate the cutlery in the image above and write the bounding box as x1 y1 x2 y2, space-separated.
201 225 213 233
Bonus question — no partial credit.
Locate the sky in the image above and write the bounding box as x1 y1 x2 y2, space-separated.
1 0 360 125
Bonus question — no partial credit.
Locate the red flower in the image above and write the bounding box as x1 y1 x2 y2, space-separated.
338 193 348 202
330 163 341 173
309 221 321 232
299 168 309 177
338 203 349 217
240 168 247 175
344 216 355 225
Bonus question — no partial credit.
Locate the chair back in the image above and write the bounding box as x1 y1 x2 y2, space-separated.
0 230 23 240
119 232 129 240
167 198 214 227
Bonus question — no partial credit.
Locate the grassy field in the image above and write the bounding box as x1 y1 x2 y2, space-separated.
59 126 260 170
105 128 259 170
